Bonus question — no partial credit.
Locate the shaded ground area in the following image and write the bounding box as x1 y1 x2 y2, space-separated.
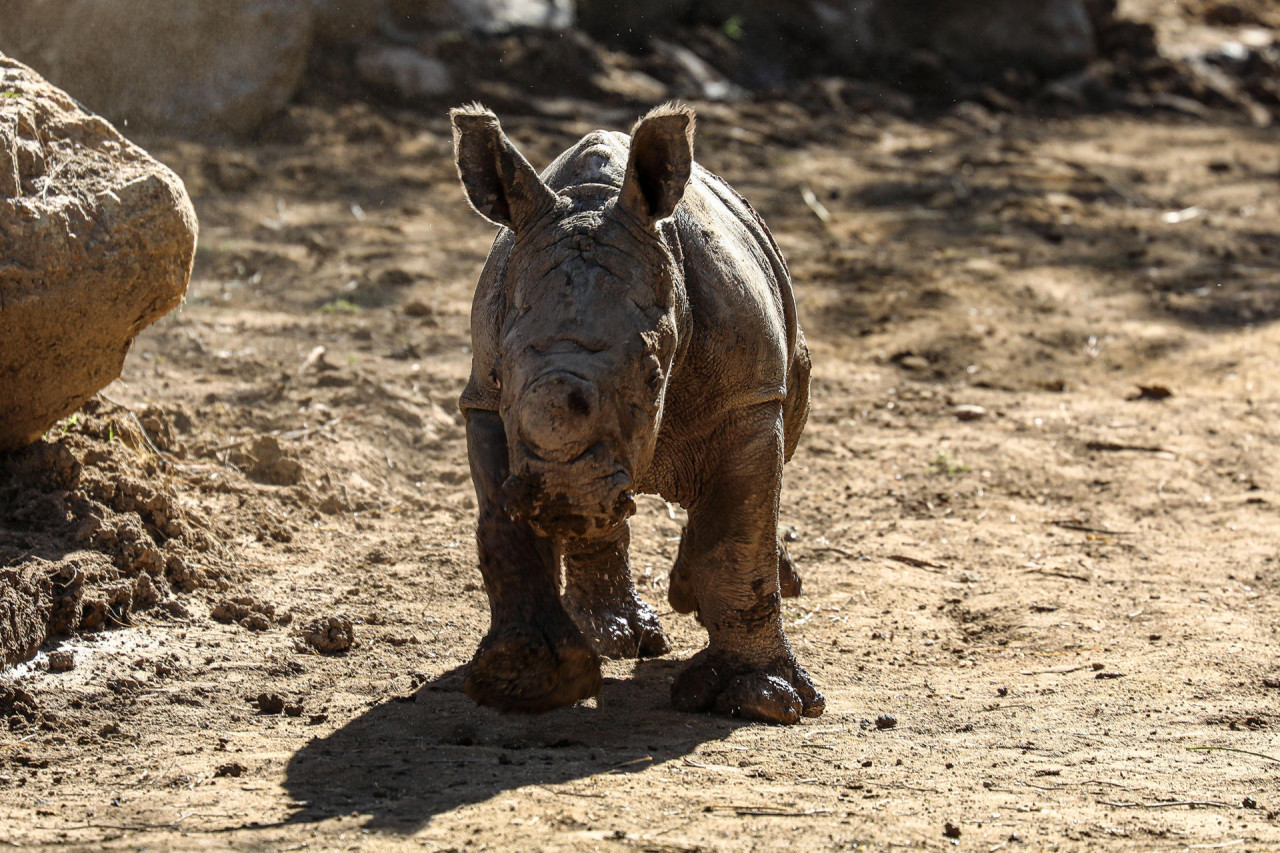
3 8 1280 853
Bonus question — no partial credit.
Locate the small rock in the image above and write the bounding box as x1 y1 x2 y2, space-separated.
874 714 898 730
1094 671 1125 680
1243 796 1259 809
355 46 452 99
996 685 1008 697
953 404 987 421
46 650 76 672
898 355 931 372
301 615 354 654
255 692 285 714
944 821 962 839
1262 677 1280 689
284 703 304 717
403 300 434 318
214 762 246 778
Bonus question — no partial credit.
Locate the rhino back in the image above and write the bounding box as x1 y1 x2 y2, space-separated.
666 165 798 414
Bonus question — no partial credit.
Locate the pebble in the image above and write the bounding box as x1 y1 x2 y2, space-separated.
953 404 987 421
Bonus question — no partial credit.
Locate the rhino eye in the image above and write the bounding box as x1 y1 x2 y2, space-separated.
646 368 663 390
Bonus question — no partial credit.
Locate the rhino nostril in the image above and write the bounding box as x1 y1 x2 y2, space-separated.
566 389 591 416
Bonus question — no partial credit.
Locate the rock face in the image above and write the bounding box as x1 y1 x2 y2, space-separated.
0 0 313 137
845 0 1097 78
0 55 197 451
579 0 1096 83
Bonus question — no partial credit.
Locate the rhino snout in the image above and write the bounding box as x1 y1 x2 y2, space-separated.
516 371 601 461
502 469 635 538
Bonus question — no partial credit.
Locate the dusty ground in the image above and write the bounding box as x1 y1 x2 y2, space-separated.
4 12 1280 853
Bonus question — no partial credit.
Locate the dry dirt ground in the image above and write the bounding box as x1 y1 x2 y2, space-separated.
4 27 1280 853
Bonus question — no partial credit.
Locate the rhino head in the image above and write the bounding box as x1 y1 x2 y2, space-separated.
452 104 695 540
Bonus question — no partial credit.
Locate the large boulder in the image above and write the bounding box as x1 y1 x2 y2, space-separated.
0 55 197 451
0 0 314 137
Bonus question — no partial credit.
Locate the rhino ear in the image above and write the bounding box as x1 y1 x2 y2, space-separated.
451 103 558 231
620 103 695 227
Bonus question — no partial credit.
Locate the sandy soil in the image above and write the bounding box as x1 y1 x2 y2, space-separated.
3 17 1280 853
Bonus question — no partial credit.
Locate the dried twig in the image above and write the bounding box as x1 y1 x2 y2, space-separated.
1024 568 1091 583
1098 799 1236 809
1187 746 1280 764
800 186 832 225
1085 440 1174 456
888 554 947 571
1049 520 1131 536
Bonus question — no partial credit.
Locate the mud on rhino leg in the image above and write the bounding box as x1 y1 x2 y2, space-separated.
671 532 802 613
462 410 602 712
669 406 824 725
562 524 670 659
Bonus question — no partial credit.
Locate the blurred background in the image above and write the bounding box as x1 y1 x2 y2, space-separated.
0 0 1276 138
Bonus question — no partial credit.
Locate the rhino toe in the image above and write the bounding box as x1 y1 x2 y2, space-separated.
671 649 824 724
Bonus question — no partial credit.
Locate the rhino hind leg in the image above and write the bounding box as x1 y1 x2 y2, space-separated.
563 524 670 659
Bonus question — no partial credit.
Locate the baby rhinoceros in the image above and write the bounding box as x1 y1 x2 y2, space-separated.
451 103 823 724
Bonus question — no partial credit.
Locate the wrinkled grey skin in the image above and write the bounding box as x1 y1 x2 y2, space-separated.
452 103 823 724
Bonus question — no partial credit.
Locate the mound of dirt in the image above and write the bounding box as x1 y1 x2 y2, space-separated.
0 398 231 667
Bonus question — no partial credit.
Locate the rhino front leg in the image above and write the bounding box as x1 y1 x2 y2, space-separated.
462 409 602 712
562 524 670 659
670 532 802 613
669 406 824 724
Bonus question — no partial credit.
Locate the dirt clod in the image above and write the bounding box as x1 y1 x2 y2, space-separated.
944 821 961 839
215 762 247 778
255 693 286 714
45 651 75 672
300 616 354 654
210 596 289 631
875 714 898 730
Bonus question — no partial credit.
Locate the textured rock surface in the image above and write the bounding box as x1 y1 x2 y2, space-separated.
0 55 197 451
0 0 313 137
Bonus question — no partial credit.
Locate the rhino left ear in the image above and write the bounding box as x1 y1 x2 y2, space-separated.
451 103 558 232
620 104 695 227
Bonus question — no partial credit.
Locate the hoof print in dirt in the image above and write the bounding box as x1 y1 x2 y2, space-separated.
452 104 819 721
300 615 354 654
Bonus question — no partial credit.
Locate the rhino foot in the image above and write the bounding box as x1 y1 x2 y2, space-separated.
564 591 670 660
464 622 602 713
671 649 825 725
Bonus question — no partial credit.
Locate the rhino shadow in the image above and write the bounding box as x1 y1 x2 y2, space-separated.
280 656 749 834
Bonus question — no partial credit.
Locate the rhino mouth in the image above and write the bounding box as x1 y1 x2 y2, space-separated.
502 468 636 540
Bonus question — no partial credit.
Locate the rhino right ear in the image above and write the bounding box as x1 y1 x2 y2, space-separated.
451 104 558 232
